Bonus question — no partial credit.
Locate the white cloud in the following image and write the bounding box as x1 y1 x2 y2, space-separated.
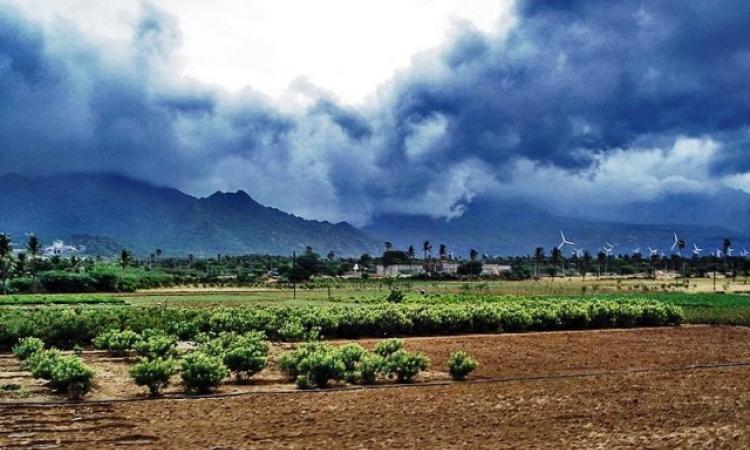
497 137 725 209
1 0 516 104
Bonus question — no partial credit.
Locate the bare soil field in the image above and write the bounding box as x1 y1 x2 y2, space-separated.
2 326 750 448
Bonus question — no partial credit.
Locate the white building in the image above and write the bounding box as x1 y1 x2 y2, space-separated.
481 263 512 276
376 263 425 277
43 240 81 257
375 261 512 277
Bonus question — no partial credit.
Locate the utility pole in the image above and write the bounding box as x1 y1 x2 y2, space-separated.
292 250 297 300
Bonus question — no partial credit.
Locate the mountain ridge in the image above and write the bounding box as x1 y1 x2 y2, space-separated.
0 173 379 257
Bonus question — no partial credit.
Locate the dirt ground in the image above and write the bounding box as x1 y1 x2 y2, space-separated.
2 326 750 448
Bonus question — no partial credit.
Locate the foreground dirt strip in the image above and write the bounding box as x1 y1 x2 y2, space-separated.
1 366 749 449
2 326 750 448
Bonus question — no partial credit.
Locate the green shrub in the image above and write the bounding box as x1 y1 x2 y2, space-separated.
129 358 176 397
373 338 403 357
277 342 329 380
447 351 478 381
336 343 366 382
38 271 98 293
386 289 405 304
12 337 45 360
296 349 345 389
134 332 177 360
49 356 95 400
25 349 63 379
278 320 307 341
383 350 430 383
357 353 384 385
93 329 142 356
223 346 267 383
180 352 229 394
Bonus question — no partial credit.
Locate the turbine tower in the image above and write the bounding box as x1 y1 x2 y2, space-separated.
670 232 686 256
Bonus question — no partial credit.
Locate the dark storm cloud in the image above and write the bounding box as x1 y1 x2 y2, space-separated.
1 0 750 223
384 0 750 174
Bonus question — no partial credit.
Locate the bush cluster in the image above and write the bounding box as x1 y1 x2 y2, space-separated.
447 351 478 381
93 329 141 356
0 299 684 350
12 337 45 360
14 337 95 400
197 331 269 383
278 339 431 389
180 352 229 394
129 358 177 397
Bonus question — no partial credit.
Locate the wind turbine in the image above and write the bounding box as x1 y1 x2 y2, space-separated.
558 231 575 251
671 232 686 256
602 241 614 257
692 244 703 257
742 248 749 258
648 247 659 257
632 247 641 257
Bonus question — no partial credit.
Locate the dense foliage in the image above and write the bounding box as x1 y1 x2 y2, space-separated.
180 352 230 394
12 336 45 360
0 298 683 350
93 329 141 356
448 351 479 381
129 358 177 397
15 342 94 400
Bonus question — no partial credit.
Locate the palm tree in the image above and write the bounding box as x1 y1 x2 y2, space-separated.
534 247 544 278
422 240 432 274
551 247 562 278
15 252 27 276
407 245 415 259
582 251 593 281
384 242 393 252
469 248 479 261
439 244 447 260
422 240 432 260
597 251 606 278
0 234 11 295
26 234 40 290
120 249 132 277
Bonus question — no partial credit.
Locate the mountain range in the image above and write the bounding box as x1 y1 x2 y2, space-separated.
0 173 379 257
0 173 747 257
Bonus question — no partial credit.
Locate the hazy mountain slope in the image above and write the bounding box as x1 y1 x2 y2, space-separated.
0 173 379 257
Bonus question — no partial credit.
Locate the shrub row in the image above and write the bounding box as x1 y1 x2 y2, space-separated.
0 300 684 349
279 339 433 389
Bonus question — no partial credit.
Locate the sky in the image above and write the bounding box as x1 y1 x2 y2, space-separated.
1 0 749 226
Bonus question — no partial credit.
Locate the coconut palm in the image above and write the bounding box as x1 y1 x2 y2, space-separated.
422 240 432 260
120 249 132 277
26 234 40 290
439 244 447 260
534 247 545 278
